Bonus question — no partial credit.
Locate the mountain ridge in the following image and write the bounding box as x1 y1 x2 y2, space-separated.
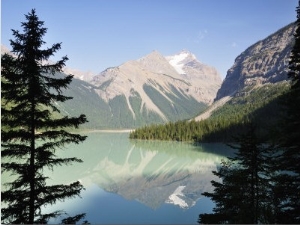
1 44 222 128
86 49 222 127
215 22 295 101
193 23 295 122
130 22 296 142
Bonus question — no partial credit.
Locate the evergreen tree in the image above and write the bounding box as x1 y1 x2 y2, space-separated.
198 125 275 224
274 1 300 222
1 9 88 224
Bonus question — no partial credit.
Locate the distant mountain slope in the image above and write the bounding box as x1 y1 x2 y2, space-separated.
62 67 95 81
194 96 232 121
130 22 295 142
166 50 222 104
193 23 295 122
87 50 221 128
192 22 296 139
215 22 295 101
1 46 221 129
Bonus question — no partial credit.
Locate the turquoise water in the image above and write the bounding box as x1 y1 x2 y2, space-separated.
5 131 233 224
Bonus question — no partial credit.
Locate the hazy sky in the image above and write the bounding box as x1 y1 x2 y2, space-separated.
1 0 298 78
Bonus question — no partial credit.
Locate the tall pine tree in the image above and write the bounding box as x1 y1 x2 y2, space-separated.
1 9 88 224
274 0 300 223
198 125 275 224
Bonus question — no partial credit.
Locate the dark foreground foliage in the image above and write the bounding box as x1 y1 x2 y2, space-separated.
198 125 279 223
1 9 88 224
198 1 300 223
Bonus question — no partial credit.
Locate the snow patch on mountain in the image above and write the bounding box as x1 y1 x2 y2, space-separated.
167 53 188 74
166 50 197 74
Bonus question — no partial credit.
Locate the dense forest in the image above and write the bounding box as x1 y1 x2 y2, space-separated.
130 82 289 143
197 2 300 223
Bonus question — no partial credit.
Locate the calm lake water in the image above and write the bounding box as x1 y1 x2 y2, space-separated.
5 131 234 224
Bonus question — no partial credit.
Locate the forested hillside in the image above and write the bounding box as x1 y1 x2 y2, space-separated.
130 82 289 142
57 75 208 129
130 22 295 142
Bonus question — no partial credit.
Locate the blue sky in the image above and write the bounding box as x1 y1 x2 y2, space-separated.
1 0 298 78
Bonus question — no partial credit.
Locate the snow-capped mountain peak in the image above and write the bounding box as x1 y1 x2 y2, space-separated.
136 50 181 79
165 50 197 74
88 49 222 127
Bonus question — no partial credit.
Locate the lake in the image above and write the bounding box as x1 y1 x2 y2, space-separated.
13 131 234 224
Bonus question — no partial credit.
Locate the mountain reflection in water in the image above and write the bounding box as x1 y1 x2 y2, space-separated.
45 132 232 210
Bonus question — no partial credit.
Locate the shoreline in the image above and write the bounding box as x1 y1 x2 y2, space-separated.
86 129 134 133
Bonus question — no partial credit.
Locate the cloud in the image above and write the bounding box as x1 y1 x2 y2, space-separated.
194 29 208 43
187 29 208 44
231 42 237 48
197 30 208 40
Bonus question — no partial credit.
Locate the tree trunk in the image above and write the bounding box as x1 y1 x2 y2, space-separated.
29 100 35 224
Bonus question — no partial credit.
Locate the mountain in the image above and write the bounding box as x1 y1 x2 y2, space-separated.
1 46 221 129
124 22 297 142
166 50 222 104
62 67 96 81
190 23 295 141
86 50 222 128
215 22 295 101
138 50 181 79
193 23 295 122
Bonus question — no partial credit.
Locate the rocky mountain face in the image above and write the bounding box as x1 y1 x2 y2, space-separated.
1 46 221 128
62 67 95 81
215 22 295 101
86 50 221 128
166 50 222 103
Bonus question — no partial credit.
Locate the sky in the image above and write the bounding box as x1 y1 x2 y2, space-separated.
1 0 298 78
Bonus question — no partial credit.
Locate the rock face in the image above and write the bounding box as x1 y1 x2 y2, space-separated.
215 23 296 101
166 50 222 104
1 44 222 128
62 67 95 81
92 50 221 106
88 50 222 127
